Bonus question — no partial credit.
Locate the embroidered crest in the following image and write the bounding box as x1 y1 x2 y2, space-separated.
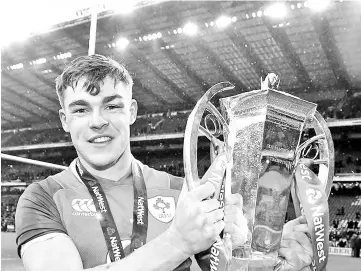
148 196 175 223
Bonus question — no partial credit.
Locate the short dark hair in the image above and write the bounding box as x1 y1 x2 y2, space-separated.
55 54 133 107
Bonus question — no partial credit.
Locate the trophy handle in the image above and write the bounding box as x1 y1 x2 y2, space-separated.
290 111 334 271
183 81 235 191
309 111 335 197
292 111 335 216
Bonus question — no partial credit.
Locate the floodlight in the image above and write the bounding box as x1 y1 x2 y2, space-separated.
111 1 134 14
215 16 232 28
264 3 288 19
183 22 198 36
306 0 331 12
116 37 129 50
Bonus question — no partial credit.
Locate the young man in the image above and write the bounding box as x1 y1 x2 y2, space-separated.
15 55 313 271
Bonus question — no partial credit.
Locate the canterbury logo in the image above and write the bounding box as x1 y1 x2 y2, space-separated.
72 199 97 216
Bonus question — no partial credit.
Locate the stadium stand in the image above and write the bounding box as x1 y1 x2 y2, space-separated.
2 108 361 147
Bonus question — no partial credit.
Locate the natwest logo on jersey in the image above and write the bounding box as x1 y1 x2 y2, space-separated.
71 199 97 216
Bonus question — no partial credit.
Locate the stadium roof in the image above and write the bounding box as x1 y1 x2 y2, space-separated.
1 0 361 131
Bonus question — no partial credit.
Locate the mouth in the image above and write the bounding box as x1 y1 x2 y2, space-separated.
88 136 113 144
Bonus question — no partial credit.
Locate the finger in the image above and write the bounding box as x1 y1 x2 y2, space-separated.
226 193 243 209
281 232 313 256
191 182 216 201
200 198 221 213
285 216 307 229
224 209 243 227
206 209 225 224
213 220 226 236
293 224 311 236
224 212 248 230
224 223 248 247
294 215 307 225
225 207 247 228
224 205 238 216
278 245 312 270
224 221 239 235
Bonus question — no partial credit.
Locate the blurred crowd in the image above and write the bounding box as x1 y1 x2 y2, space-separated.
329 215 361 257
2 107 361 148
335 153 361 174
1 202 16 232
2 166 62 184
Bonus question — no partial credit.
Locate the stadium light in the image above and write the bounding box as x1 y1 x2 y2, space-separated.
215 16 232 28
264 3 288 19
116 37 129 50
110 0 135 14
306 0 331 12
183 22 198 36
0 1 78 47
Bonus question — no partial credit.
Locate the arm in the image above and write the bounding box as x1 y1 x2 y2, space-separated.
22 229 190 271
19 181 224 271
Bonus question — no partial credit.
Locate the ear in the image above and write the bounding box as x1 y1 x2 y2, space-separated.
59 109 70 132
129 99 138 125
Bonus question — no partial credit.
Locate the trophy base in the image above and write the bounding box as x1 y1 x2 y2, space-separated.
231 251 277 271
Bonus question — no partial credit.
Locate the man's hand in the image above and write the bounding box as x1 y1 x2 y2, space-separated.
224 193 248 248
277 216 313 271
168 182 225 256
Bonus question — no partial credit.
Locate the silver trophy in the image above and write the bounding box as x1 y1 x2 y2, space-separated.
184 74 334 271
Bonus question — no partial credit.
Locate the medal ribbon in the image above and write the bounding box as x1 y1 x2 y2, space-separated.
75 159 148 261
294 163 329 271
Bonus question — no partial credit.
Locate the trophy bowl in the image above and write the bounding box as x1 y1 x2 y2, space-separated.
183 74 334 271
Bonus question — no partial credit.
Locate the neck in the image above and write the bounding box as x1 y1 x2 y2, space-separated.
78 147 133 182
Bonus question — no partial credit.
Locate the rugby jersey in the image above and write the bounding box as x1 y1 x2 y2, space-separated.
15 158 201 270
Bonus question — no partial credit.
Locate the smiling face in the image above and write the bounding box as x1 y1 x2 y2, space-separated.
59 76 137 171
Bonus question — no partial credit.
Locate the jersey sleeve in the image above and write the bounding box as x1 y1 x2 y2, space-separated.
15 181 67 257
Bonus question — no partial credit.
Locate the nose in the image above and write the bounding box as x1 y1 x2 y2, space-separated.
89 110 109 130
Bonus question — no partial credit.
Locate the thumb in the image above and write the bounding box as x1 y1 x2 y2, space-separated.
290 215 307 226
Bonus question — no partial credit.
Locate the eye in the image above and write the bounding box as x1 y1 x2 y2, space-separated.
73 108 88 114
106 104 123 110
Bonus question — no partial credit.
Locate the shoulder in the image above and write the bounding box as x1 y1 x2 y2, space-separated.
135 159 185 191
21 165 77 199
16 168 72 218
15 173 69 256
20 176 63 204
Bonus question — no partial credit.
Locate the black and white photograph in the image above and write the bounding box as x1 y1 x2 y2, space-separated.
1 1 361 271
